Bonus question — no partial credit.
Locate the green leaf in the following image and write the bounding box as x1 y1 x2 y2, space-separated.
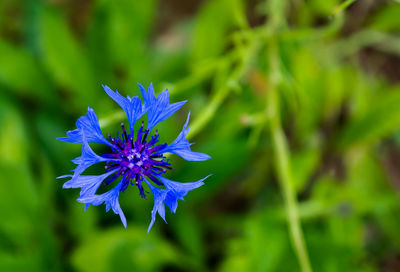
292 148 320 192
71 227 182 272
0 40 51 100
192 0 244 61
34 5 96 107
94 0 158 86
0 95 38 253
171 213 205 268
338 87 400 149
289 48 324 143
331 0 358 16
219 213 294 272
0 252 41 272
369 4 400 32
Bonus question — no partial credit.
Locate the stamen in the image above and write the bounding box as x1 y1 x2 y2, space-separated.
139 144 146 153
105 163 118 169
141 129 149 144
103 125 174 197
120 172 130 192
103 168 123 185
163 165 173 170
121 123 128 141
136 121 144 142
148 143 166 154
145 173 163 186
102 154 119 159
153 167 167 173
146 134 159 147
137 181 147 199
149 158 170 166
107 133 122 151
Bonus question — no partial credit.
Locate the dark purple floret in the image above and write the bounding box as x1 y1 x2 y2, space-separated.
102 122 171 198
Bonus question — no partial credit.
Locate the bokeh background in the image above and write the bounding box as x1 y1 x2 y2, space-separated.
1 0 400 271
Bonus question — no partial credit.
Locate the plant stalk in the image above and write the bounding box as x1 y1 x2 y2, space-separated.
267 42 312 272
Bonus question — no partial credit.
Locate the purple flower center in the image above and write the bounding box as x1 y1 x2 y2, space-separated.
102 122 171 198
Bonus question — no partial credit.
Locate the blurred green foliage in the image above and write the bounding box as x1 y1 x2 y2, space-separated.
0 0 400 271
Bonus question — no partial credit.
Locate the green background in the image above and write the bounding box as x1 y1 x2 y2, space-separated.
1 0 400 271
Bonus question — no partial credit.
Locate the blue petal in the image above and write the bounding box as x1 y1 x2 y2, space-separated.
157 113 211 161
138 83 186 131
70 136 112 179
158 175 211 213
77 180 127 228
144 175 210 233
138 82 156 106
57 107 113 148
102 85 145 132
144 180 168 233
60 169 117 196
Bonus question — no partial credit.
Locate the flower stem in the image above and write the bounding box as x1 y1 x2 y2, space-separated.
267 42 312 272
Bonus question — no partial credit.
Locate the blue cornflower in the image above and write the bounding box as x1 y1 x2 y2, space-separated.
58 83 211 232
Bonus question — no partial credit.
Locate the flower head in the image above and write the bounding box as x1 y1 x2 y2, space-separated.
58 83 211 231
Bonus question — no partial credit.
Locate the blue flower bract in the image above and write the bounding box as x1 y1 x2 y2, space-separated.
58 83 211 232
